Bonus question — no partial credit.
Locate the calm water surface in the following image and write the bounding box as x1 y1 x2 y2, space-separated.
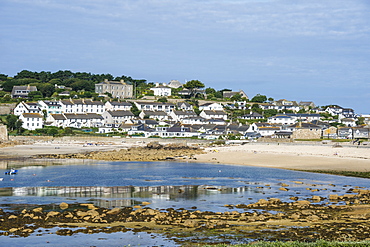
0 161 369 246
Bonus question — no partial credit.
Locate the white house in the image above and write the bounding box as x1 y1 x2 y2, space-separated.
102 110 135 124
268 115 295 125
258 126 281 137
134 102 175 113
139 111 170 121
13 102 41 116
168 110 197 122
176 102 193 111
199 102 224 111
46 114 66 128
38 100 62 116
59 99 104 114
67 113 104 128
150 84 172 97
19 113 43 130
154 124 201 138
181 117 208 125
341 118 357 127
104 101 132 111
199 110 228 120
50 113 104 128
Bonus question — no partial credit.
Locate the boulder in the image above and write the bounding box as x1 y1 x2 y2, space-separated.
59 202 69 210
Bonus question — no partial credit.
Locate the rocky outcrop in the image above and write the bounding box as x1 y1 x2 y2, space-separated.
1 190 370 242
36 142 204 162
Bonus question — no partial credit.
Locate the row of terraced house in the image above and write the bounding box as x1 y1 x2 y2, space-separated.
11 98 370 140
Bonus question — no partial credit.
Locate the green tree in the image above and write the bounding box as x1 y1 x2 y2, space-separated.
231 93 242 101
251 104 263 114
130 102 141 117
251 94 267 103
183 80 205 97
263 109 278 118
157 97 167 103
28 91 43 100
5 114 22 131
205 87 216 95
32 83 55 97
214 91 223 98
0 74 8 81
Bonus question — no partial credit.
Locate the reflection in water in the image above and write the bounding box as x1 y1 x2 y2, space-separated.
3 185 254 208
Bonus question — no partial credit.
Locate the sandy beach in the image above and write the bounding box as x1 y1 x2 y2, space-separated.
1 138 370 172
194 142 370 172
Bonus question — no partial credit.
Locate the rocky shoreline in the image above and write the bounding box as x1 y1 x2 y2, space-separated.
35 142 204 162
1 188 370 244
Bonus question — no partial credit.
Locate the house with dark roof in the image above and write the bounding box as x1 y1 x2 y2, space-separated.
38 100 62 116
241 112 263 120
102 110 135 124
169 110 197 122
176 102 193 111
13 102 41 116
104 101 132 111
11 85 38 98
222 90 248 99
134 101 175 113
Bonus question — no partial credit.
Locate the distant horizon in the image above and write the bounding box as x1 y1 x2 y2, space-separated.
1 0 369 114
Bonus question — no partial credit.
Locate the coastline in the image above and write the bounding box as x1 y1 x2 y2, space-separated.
1 138 370 172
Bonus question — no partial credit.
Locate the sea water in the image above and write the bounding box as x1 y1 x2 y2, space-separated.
0 161 369 246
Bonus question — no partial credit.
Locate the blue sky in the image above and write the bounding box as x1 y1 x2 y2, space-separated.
1 0 370 113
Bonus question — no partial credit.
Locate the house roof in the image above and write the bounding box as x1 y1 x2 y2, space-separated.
172 110 197 116
107 110 134 117
108 101 132 106
84 100 104 106
22 113 43 118
288 122 321 129
50 114 66 120
202 110 227 115
42 101 61 107
142 110 168 116
64 113 104 119
97 80 128 85
12 85 37 92
243 112 263 117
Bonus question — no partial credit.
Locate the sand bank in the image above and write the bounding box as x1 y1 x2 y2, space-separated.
194 142 370 172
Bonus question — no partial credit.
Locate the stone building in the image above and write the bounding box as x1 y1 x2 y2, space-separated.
95 79 133 99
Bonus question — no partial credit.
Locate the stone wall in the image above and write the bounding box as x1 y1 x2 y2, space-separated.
292 129 321 139
0 124 8 141
0 103 15 115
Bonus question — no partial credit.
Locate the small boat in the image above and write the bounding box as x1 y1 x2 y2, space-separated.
5 169 18 175
0 178 3 181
